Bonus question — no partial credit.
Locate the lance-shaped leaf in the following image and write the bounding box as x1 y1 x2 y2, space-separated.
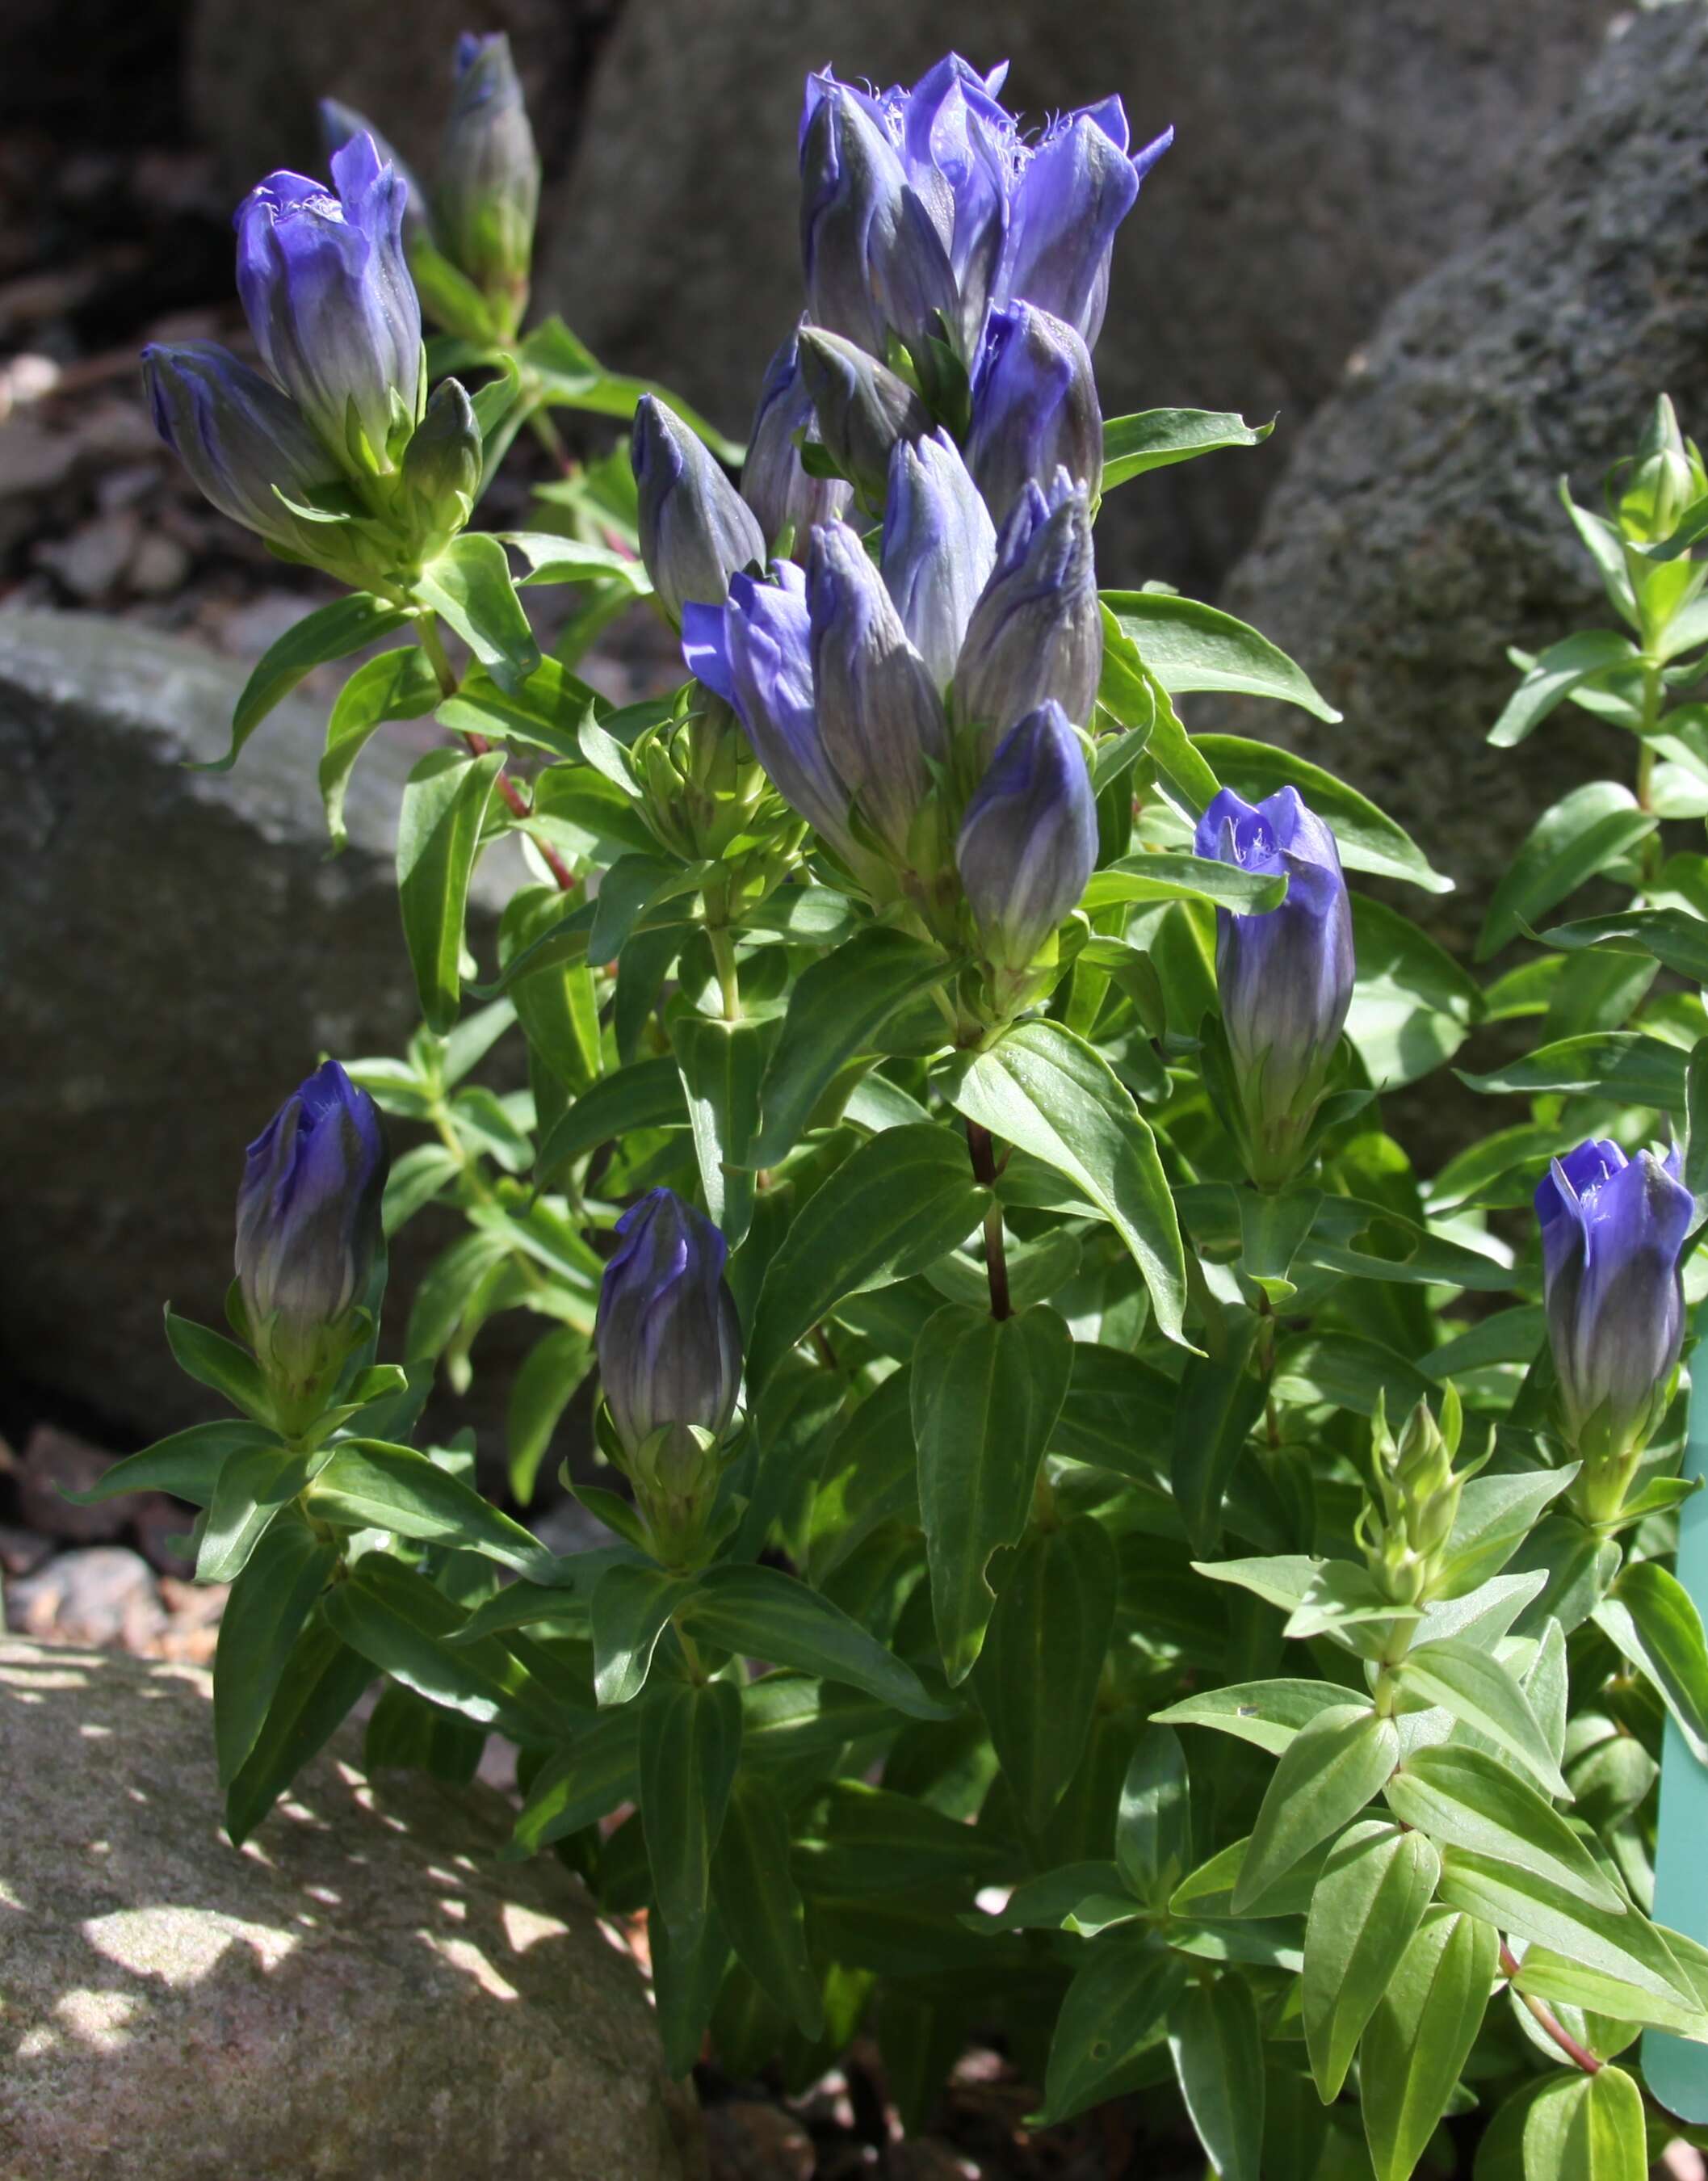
671 1014 768 1246
711 1773 822 2035
1487 629 1639 750
678 1563 949 1720
1302 1818 1441 2102
640 1677 743 1939
974 1515 1118 1829
1475 782 1657 961
912 1301 1074 1683
1591 1559 1708 1766
306 1439 553 1578
209 591 410 771
1360 1908 1497 2181
320 643 439 851
197 1443 313 1584
1169 1975 1266 2181
415 531 541 694
397 746 506 1034
747 1124 987 1391
1383 1742 1622 1910
1520 2066 1647 2181
1104 590 1339 721
1040 1939 1187 2124
1171 1316 1266 1553
535 1055 686 1184
509 1708 640 1855
60 1417 280 1511
1101 407 1274 491
942 1019 1186 1343
1396 1637 1568 1799
212 1509 338 1788
589 1561 692 1708
1152 1679 1352 1759
1233 1704 1399 1914
224 1619 373 1847
1115 1726 1192 1906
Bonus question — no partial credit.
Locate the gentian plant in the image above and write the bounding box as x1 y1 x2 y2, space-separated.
82 37 1708 2179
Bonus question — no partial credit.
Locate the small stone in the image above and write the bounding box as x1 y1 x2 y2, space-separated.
126 529 191 597
0 1524 52 1577
16 1423 121 1543
703 2100 815 2181
0 416 76 498
6 1545 167 1649
34 511 142 600
98 462 165 515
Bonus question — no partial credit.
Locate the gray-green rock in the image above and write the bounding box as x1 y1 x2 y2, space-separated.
0 608 509 1441
1206 3 1708 953
0 1637 701 2180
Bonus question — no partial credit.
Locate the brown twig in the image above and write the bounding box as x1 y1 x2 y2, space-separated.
1499 1943 1600 2073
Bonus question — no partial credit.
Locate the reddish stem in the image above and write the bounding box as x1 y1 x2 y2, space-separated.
458 727 577 894
1500 1944 1600 2073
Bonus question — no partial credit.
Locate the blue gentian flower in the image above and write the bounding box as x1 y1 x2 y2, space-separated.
632 393 766 624
880 428 997 691
235 1060 388 1427
795 327 931 502
1537 1141 1693 1486
596 1188 743 1461
1194 785 1355 1184
436 32 540 329
952 469 1102 766
965 302 1102 523
235 133 422 477
957 700 1097 970
317 99 431 248
1001 99 1171 350
741 322 855 551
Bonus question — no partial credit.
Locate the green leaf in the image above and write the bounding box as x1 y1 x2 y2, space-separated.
589 1561 692 1707
1194 735 1453 893
1081 849 1287 916
397 746 506 1034
711 1773 822 2035
509 1708 640 1855
751 927 952 1166
59 1417 279 1511
1152 1679 1355 1759
1233 1704 1398 1913
321 1557 568 1745
1436 1852 1698 2016
1100 406 1274 491
1040 1940 1187 2124
1541 909 1708 985
679 1563 949 1720
212 1511 338 1788
943 1019 1187 1344
640 1677 743 1939
223 1620 373 1846
974 1516 1118 1828
1361 1909 1497 2181
1591 1559 1708 1765
416 532 541 695
1169 1975 1266 2181
1488 631 1639 750
1115 1725 1193 1905
319 644 440 851
506 1326 591 1505
1349 894 1487 1088
206 593 409 771
1397 1638 1569 1798
522 313 745 463
672 1014 767 1246
1520 2067 1647 2181
911 1301 1074 1683
1303 1819 1442 2102
650 1902 730 2081
807 1368 920 1581
1436 1469 1579 1596
1476 783 1657 960
163 1305 272 1422
748 1123 987 1391
1383 1743 1622 1910
305 1439 552 1578
1458 1032 1686 1110
1105 590 1340 721
1098 614 1220 810
535 1055 686 1184
197 1443 312 1584
503 531 653 594
1171 1317 1265 1553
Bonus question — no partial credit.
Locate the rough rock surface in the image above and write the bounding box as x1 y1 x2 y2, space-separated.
1205 2 1708 952
0 1637 700 2180
535 0 1619 592
0 608 513 1440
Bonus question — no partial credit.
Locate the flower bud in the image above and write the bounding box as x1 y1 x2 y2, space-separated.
952 471 1102 767
400 376 481 554
632 393 766 624
435 33 540 334
1363 1393 1463 1607
235 134 422 477
235 1060 388 1431
809 519 948 859
682 561 858 859
880 428 997 690
142 340 346 559
796 327 931 503
595 1189 743 1463
1194 786 1355 1187
892 54 1013 355
966 302 1102 524
1621 394 1698 544
317 98 431 248
956 701 1097 970
1001 103 1172 350
740 322 855 551
1537 1141 1693 1507
799 74 959 363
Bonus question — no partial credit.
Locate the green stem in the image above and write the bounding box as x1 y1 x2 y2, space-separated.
707 921 743 1022
418 610 459 700
967 1121 1012 1320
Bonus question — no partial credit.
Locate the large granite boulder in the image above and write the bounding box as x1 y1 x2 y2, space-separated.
534 0 1618 593
1205 2 1708 952
0 1637 700 2179
0 608 513 1443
